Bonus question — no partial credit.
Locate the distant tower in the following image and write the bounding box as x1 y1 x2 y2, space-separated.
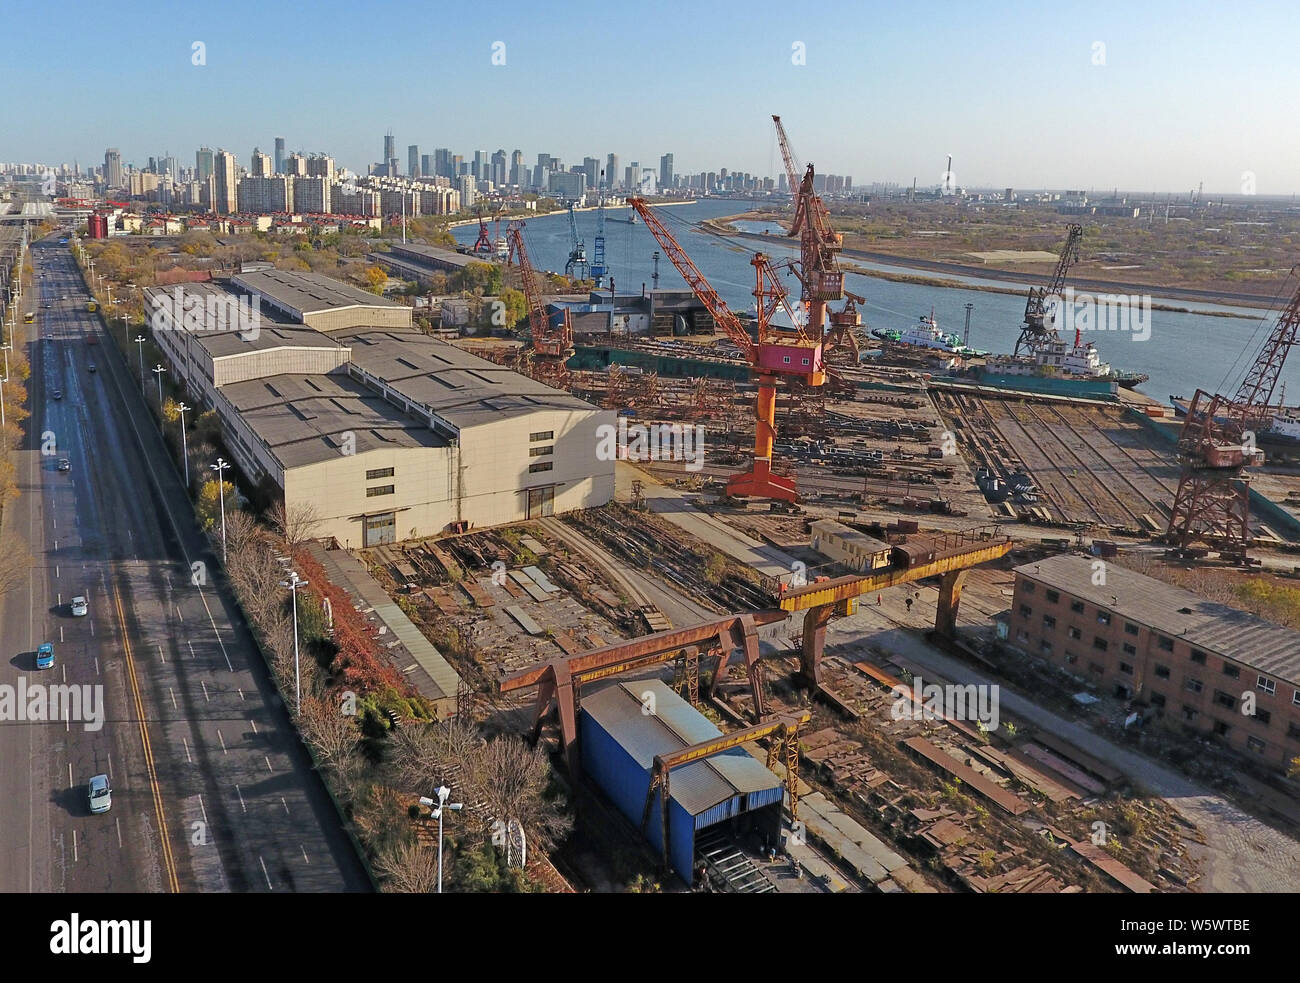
944 154 953 194
274 136 286 175
383 131 396 165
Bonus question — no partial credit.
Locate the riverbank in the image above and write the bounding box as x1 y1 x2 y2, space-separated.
446 198 698 230
718 214 1276 316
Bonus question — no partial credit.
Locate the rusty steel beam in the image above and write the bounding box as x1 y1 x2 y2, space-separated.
654 711 810 771
779 541 1014 612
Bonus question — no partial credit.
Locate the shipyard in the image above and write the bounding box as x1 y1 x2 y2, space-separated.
3 3 1298 941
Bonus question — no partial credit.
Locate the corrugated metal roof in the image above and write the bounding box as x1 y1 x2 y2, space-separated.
1016 554 1300 683
581 680 780 819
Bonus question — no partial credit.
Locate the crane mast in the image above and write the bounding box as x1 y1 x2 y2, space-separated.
629 196 823 502
506 220 574 388
564 202 588 281
1016 223 1082 355
590 171 608 287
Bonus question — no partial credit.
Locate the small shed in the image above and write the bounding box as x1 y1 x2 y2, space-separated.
810 519 892 572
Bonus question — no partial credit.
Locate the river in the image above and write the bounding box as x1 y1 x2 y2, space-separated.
451 199 1300 404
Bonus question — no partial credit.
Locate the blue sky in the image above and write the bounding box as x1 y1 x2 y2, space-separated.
4 0 1297 193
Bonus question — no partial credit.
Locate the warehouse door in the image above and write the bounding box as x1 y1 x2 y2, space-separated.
364 512 396 546
527 486 555 519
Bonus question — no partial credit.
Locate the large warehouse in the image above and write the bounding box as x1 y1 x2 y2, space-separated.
146 270 614 546
580 679 784 886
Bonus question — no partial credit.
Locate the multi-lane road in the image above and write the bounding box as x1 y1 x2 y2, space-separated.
0 236 369 892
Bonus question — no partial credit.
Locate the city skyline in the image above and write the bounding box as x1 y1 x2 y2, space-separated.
4 0 1300 194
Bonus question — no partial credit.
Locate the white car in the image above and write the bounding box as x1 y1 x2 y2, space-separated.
70 596 88 617
88 774 111 814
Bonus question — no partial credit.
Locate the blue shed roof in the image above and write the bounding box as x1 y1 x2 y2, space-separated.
580 680 781 819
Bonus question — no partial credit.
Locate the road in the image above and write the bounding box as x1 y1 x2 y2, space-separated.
0 237 370 892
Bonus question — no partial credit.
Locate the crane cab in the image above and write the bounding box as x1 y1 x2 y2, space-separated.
758 338 826 385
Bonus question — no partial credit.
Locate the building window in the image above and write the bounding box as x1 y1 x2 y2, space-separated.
1093 637 1108 652
1097 611 1111 626
1253 708 1271 726
1182 705 1198 722
365 467 395 480
1294 691 1300 707
1190 650 1206 665
1288 723 1300 741
1212 719 1231 737
1157 636 1174 652
1122 643 1137 656
1246 736 1266 754
1149 692 1166 708
1043 614 1056 629
528 445 553 457
1124 622 1139 636
1070 600 1085 614
1185 678 1203 694
1119 662 1134 675
529 431 554 442
1088 662 1105 675
1213 690 1236 710
1019 604 1032 618
1023 582 1035 593
1040 641 1053 654
1016 628 1029 642
1067 626 1082 640
365 485 395 497
1257 676 1276 695
1065 653 1078 665
1154 664 1171 679
1222 663 1240 679
528 462 553 473
1045 589 1060 604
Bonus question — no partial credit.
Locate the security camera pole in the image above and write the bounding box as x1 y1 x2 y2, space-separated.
419 785 463 893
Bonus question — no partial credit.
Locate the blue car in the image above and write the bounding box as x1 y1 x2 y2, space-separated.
36 642 54 669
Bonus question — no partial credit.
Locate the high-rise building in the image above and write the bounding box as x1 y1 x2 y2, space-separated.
548 171 586 199
624 162 639 191
434 148 453 179
103 148 123 189
213 149 238 214
305 154 335 183
458 174 476 209
491 149 507 187
470 150 486 181
294 177 330 214
274 136 286 175
451 154 464 177
238 175 293 214
160 156 177 183
195 147 214 182
421 154 433 179
383 132 396 166
251 148 273 177
408 145 420 177
582 157 600 192
606 154 620 190
659 153 674 191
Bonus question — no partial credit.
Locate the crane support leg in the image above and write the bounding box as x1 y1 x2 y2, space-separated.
552 662 580 776
727 378 798 502
706 612 769 719
935 569 968 640
799 604 834 687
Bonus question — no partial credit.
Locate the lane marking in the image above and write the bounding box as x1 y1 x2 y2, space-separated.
73 830 77 864
169 688 176 710
182 737 191 763
250 719 257 735
158 644 165 664
259 855 272 890
201 680 209 702
235 784 246 813
281 797 289 815
300 845 310 865
264 756 273 773
115 817 122 849
198 795 207 823
217 729 226 754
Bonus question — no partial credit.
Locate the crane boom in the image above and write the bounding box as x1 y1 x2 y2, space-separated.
772 114 802 195
506 220 573 384
1016 223 1082 355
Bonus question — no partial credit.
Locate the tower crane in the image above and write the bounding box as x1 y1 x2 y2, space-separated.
771 115 862 360
1016 223 1082 356
628 197 824 502
590 170 608 287
506 220 574 388
564 202 589 281
472 204 493 254
1165 272 1300 563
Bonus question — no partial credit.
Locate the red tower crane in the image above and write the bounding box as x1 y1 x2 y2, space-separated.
1165 273 1300 562
505 220 574 388
472 204 493 253
628 197 824 502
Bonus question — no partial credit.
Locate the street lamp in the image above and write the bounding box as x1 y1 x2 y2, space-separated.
210 457 230 562
152 363 166 404
419 785 463 894
177 401 192 489
278 569 309 715
0 343 10 429
134 335 146 386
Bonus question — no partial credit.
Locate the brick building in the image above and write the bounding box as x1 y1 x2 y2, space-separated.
1006 554 1300 772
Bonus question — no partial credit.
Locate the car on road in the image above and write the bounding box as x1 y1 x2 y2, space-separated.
52 389 62 400
70 596 88 617
87 363 96 373
36 642 54 670
88 774 111 814
57 458 70 472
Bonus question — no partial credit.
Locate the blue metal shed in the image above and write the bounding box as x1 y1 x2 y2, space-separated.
580 679 783 885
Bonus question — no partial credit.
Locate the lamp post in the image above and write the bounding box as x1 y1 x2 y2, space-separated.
278 569 309 715
210 457 230 562
419 786 463 894
0 343 10 429
152 363 166 404
134 335 146 386
177 401 191 489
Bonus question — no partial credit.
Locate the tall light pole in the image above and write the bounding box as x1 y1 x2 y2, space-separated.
177 401 192 489
152 363 166 404
419 786 463 894
210 457 230 562
0 343 11 429
134 335 146 386
278 569 309 715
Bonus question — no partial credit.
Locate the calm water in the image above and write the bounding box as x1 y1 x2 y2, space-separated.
452 200 1300 404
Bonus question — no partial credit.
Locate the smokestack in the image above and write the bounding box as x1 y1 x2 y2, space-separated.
946 155 953 192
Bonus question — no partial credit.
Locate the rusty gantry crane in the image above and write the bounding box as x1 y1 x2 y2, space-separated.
1015 223 1082 356
1165 271 1300 562
506 219 575 388
772 115 863 360
628 196 824 502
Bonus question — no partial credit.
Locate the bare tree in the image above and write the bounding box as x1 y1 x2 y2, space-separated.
299 695 363 789
268 500 322 548
373 840 439 893
0 530 32 596
471 735 572 854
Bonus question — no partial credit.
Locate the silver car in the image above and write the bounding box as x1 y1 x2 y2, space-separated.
88 774 111 814
71 596 88 616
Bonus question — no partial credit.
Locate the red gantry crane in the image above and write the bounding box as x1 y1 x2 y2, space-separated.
506 220 574 388
628 196 825 502
1165 271 1300 562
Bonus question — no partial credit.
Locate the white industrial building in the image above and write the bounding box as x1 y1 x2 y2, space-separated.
146 270 614 547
